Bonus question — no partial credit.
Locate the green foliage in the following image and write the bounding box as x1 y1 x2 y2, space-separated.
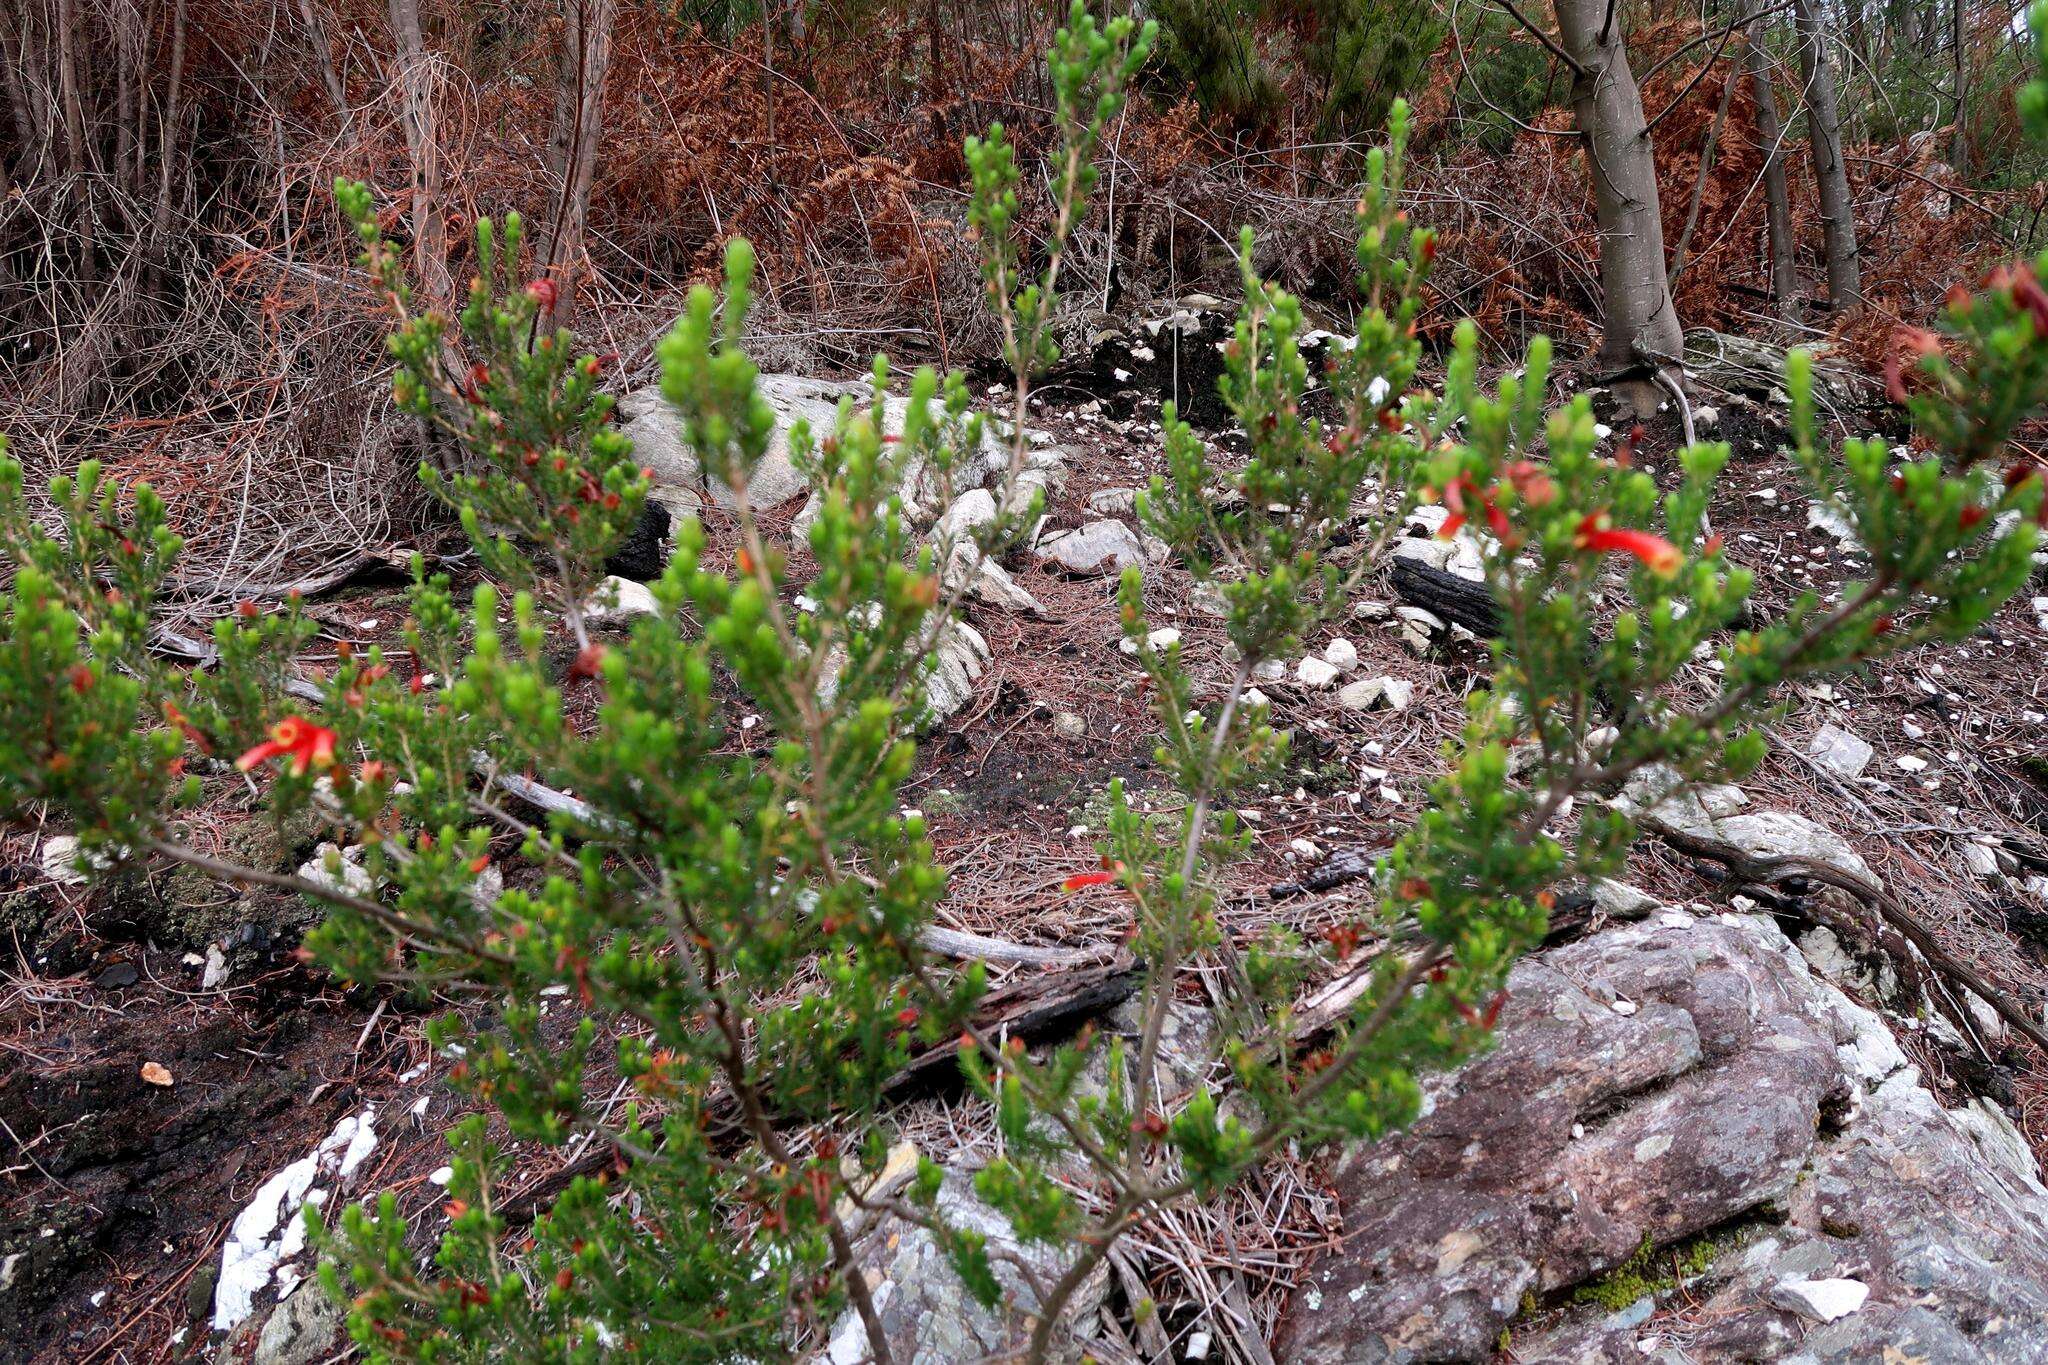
1147 0 1280 126
1444 6 1556 154
1 15 2045 1365
1145 0 1439 135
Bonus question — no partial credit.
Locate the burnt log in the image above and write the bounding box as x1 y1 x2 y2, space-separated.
1389 557 1500 637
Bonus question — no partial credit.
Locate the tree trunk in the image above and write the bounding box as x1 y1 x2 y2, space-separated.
1745 0 1800 319
1793 0 1861 311
538 0 617 330
297 0 349 117
386 0 451 301
1950 0 1968 176
55 0 96 287
1551 0 1684 417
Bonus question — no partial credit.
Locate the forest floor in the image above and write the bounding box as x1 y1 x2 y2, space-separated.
4 348 2047 1363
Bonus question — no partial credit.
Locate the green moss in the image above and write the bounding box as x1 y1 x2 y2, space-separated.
1570 1230 1728 1313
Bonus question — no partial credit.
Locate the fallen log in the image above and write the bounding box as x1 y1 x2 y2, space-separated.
1388 556 1499 638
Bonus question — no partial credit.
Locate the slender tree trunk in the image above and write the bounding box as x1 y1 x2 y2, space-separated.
386 0 451 301
296 0 349 117
1745 0 1801 318
55 0 96 287
1950 0 1969 175
149 0 189 246
538 0 616 330
0 7 47 178
1551 0 1685 416
1793 0 1861 310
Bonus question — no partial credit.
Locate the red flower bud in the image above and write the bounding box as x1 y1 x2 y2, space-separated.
526 279 558 311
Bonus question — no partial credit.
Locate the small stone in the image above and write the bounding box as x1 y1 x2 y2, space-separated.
298 843 374 899
40 834 87 886
1767 1277 1869 1323
1895 754 1928 772
1338 678 1385 711
1253 659 1286 682
1120 627 1180 657
1037 519 1147 576
933 488 999 541
1051 711 1087 739
1296 657 1341 689
581 576 662 625
1353 600 1391 622
1694 405 1719 433
1087 486 1139 516
1379 678 1414 711
1323 637 1359 673
1591 878 1659 919
202 944 229 990
1961 843 2002 879
1807 723 1874 779
1288 838 1321 861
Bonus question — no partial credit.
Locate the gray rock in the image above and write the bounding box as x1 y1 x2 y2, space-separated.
1590 877 1658 920
1296 656 1341 689
618 373 844 515
932 488 999 542
1035 519 1146 576
1087 486 1139 516
213 1285 348 1365
824 1169 1107 1365
1338 677 1386 711
251 1287 347 1365
1807 723 1875 780
1393 606 1443 656
923 624 991 727
1276 908 2048 1364
580 575 662 625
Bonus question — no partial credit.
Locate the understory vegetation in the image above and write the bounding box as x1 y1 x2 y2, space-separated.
7 0 2048 1361
5 5 2048 1359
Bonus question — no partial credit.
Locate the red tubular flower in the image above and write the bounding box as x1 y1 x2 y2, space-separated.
526 278 558 311
235 715 339 776
1574 513 1682 575
1062 864 1125 892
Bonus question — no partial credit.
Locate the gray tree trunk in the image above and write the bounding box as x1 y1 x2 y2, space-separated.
1745 0 1800 319
1552 0 1684 417
1793 0 1861 310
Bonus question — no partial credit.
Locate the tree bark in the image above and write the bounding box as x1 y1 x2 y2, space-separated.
1792 0 1861 310
296 0 350 117
1551 0 1685 417
1950 0 1968 176
386 0 451 301
1744 0 1801 319
538 0 617 330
